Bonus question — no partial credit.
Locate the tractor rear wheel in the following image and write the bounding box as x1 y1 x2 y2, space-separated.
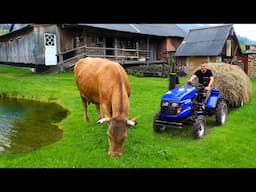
216 100 228 125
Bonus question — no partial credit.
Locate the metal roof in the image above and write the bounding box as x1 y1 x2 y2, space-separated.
79 24 186 38
1 24 186 38
0 24 33 38
175 24 233 56
246 50 256 54
136 24 186 37
81 24 139 33
12 24 30 31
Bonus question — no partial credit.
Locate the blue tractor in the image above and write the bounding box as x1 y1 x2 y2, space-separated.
153 79 228 139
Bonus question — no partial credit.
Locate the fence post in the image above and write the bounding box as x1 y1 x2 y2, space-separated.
136 42 139 60
59 53 64 72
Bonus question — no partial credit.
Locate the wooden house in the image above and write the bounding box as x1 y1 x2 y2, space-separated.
0 24 186 72
174 24 243 75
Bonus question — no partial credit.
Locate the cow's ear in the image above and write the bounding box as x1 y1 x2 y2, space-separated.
97 117 111 124
127 117 138 127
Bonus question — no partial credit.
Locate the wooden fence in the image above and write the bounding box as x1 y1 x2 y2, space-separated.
57 45 151 65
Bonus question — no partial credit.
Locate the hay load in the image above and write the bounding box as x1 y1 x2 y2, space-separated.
189 63 252 107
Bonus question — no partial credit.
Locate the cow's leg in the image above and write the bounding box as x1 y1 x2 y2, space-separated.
81 97 89 122
95 104 103 120
100 103 112 118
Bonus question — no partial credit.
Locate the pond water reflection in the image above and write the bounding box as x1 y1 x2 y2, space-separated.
0 98 68 154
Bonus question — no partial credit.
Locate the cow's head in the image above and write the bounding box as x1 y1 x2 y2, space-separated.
97 117 137 157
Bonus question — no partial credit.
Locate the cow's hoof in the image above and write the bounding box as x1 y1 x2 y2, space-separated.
108 151 122 157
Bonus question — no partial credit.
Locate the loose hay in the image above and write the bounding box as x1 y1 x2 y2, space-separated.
188 63 252 107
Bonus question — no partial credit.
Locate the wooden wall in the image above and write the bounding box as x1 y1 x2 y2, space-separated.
0 24 58 65
176 56 217 75
157 37 183 60
0 27 36 64
188 56 208 72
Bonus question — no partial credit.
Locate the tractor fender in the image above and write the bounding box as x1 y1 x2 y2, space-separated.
205 89 220 109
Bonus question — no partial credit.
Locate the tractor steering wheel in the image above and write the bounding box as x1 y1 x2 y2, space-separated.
187 82 204 90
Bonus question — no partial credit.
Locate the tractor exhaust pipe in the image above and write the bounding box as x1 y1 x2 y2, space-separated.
169 73 179 90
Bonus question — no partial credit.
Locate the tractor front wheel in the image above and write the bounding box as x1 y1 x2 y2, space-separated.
192 115 206 139
153 113 166 133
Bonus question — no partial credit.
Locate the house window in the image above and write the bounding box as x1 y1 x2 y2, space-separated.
44 34 55 46
216 56 222 62
226 40 231 57
125 39 136 49
96 36 104 44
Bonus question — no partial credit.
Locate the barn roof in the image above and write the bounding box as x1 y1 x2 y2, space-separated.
1 24 186 39
78 24 186 38
175 24 235 56
0 24 32 37
137 24 186 37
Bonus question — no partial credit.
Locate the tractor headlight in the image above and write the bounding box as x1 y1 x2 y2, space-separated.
171 102 179 107
171 102 181 114
161 101 169 107
160 101 181 115
176 107 181 114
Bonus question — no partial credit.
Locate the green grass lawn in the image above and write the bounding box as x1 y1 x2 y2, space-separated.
0 65 256 168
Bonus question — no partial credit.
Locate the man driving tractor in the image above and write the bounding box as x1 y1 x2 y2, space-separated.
187 62 214 103
187 62 214 91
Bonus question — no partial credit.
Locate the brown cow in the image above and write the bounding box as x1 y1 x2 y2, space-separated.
74 57 137 157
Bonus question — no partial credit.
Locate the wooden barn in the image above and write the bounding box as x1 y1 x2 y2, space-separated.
0 24 186 72
174 24 243 75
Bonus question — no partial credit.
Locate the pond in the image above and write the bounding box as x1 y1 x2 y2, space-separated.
0 98 68 154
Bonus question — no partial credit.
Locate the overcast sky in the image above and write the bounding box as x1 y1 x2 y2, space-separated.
208 24 256 41
233 24 256 41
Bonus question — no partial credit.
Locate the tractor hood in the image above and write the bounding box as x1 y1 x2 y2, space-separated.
162 85 197 102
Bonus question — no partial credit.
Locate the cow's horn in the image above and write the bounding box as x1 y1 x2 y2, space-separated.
127 118 138 126
97 117 111 124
